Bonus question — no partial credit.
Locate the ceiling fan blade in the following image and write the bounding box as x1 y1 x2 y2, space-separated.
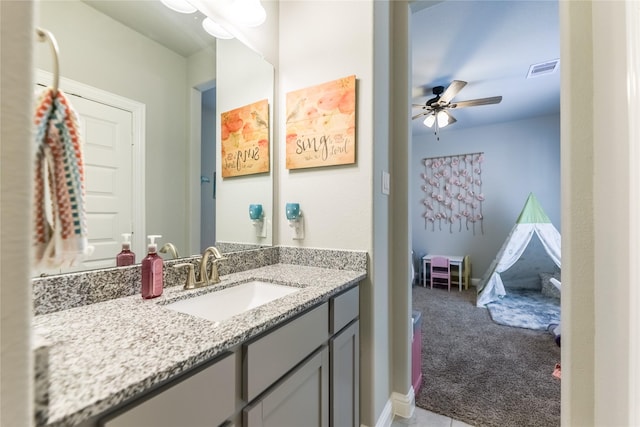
451 96 502 109
412 111 429 120
438 80 467 104
445 111 457 125
412 103 428 108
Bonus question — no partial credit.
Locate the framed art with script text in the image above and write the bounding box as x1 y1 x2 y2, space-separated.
285 75 356 170
221 99 270 178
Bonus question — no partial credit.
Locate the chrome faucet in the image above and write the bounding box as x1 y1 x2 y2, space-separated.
159 242 180 259
173 246 225 290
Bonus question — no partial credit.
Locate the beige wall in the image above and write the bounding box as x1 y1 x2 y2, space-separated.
0 2 35 426
590 1 637 424
560 0 639 425
389 0 414 411
559 2 595 424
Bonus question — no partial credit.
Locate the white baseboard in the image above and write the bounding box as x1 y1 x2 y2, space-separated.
392 388 415 419
363 388 416 427
471 277 480 288
366 398 393 427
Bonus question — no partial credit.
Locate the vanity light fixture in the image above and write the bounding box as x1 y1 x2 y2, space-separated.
161 0 268 40
159 0 234 40
160 0 197 14
202 17 234 39
228 0 267 28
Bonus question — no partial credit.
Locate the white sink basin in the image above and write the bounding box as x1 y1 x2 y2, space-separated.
164 281 300 322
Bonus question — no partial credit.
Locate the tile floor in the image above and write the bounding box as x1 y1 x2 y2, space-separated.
391 407 474 427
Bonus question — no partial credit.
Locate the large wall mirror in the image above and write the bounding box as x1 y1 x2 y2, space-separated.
34 0 274 275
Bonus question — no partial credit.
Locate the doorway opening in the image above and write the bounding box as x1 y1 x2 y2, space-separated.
200 86 217 251
408 1 562 425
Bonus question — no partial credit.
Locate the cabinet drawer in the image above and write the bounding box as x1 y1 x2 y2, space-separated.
102 353 236 427
330 286 359 334
243 302 329 402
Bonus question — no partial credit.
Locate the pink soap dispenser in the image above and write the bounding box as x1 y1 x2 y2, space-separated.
116 233 136 266
141 235 163 299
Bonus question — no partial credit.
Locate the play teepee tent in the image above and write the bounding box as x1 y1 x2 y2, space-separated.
476 193 561 307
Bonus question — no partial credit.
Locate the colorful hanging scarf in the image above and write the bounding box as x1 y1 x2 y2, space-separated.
33 87 89 269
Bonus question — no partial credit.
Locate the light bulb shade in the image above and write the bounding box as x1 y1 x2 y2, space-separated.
436 110 450 128
202 17 234 39
228 0 267 28
160 0 197 14
423 113 436 128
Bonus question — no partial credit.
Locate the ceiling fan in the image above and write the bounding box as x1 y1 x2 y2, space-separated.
412 80 502 137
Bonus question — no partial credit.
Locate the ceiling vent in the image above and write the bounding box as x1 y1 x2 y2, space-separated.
526 59 559 78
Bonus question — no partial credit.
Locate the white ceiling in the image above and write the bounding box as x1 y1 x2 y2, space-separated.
82 0 560 136
411 0 560 135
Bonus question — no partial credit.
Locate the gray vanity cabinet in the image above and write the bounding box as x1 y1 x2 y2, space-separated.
243 346 330 427
91 284 360 427
242 285 360 427
242 302 330 427
99 352 236 427
330 320 359 427
329 286 360 427
243 303 329 402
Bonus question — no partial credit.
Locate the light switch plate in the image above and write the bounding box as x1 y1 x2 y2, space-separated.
382 171 390 195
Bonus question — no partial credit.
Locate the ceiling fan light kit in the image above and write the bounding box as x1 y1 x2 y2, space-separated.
412 80 502 140
423 114 436 128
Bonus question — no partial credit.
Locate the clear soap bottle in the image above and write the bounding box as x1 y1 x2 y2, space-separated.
141 235 163 299
116 233 136 266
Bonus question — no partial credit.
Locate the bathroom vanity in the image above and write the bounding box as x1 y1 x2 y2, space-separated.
32 247 366 427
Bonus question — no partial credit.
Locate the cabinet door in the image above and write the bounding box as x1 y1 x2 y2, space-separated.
244 303 328 401
101 353 236 427
330 320 359 427
244 346 329 427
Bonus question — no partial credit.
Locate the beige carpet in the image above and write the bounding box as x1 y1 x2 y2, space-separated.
413 286 560 427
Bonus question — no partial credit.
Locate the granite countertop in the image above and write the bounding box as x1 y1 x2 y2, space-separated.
33 263 366 427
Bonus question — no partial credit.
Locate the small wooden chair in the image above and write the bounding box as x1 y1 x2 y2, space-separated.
430 256 451 291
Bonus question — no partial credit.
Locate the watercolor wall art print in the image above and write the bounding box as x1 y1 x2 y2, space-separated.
221 99 270 178
285 75 356 170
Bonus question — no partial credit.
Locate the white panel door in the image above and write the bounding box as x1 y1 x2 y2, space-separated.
73 94 133 270
35 85 134 273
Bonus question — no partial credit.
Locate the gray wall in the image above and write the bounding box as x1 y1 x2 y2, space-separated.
411 113 561 280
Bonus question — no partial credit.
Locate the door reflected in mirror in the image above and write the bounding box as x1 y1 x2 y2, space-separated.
34 0 273 277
